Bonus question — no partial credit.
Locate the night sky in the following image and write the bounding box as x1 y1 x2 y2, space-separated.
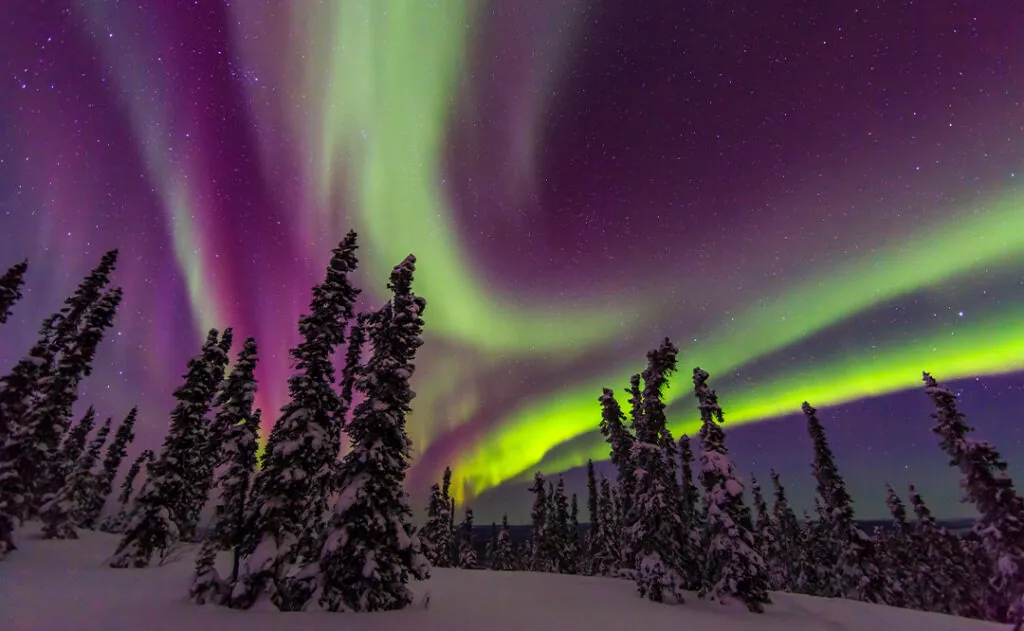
1 0 1022 523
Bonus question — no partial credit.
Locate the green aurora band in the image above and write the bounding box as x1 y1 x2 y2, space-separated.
236 1 1022 502
452 192 1024 500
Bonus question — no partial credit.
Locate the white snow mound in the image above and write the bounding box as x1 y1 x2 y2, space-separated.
0 523 1001 631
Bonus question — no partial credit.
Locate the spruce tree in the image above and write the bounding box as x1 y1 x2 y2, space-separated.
768 470 800 591
627 339 686 603
598 387 635 570
0 332 53 447
528 472 550 571
53 406 97 490
31 251 120 503
233 234 361 611
804 401 882 603
100 449 153 533
0 288 121 551
458 508 478 569
192 338 259 601
422 482 447 566
182 328 234 540
0 259 28 325
436 466 456 567
678 434 702 590
109 329 226 568
694 367 770 612
80 406 138 528
592 474 618 576
491 514 516 571
548 477 572 574
18 287 123 516
749 475 778 588
585 459 600 575
568 493 581 574
316 253 428 613
879 484 915 609
925 372 1024 624
39 416 112 539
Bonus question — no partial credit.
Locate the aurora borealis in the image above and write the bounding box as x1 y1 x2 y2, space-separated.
1 0 1022 522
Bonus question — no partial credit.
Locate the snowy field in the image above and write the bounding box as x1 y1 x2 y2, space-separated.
0 524 1001 631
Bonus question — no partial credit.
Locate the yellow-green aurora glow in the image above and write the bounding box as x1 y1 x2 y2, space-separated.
3 1 1023 515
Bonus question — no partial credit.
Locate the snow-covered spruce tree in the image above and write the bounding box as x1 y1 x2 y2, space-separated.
422 482 446 565
803 401 883 603
109 328 226 568
316 253 429 613
327 313 367 495
749 475 778 587
485 522 497 566
694 367 770 612
190 338 260 604
233 234 361 611
181 328 234 541
549 477 574 574
767 470 800 591
528 472 550 571
491 514 516 571
584 459 600 575
879 484 915 609
678 434 702 590
626 338 687 603
31 251 120 501
598 387 635 571
924 372 1024 624
20 287 123 516
0 259 28 325
79 406 138 528
100 449 153 533
39 416 112 539
591 474 618 576
458 508 478 569
0 331 53 449
53 406 97 490
437 465 456 567
568 493 581 574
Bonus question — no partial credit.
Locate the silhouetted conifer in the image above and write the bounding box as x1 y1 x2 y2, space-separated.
695 368 770 613
491 514 516 571
458 508 478 569
40 416 112 538
678 434 702 589
232 234 360 610
925 372 1024 625
109 329 224 568
0 259 27 325
80 406 137 528
100 449 153 533
767 470 800 591
528 472 551 572
54 406 97 489
804 401 883 603
316 254 428 612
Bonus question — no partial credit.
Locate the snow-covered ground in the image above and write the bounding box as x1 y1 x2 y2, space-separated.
0 524 1002 631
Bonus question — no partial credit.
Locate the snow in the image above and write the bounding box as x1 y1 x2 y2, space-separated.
0 523 1002 631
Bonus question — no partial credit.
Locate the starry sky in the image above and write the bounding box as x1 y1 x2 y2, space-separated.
1 0 1022 523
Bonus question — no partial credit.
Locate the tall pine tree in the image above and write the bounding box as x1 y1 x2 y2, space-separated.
39 416 112 539
0 259 28 325
695 367 770 613
100 449 153 533
190 337 260 604
678 434 702 590
925 372 1024 624
458 508 478 569
317 254 429 613
232 234 360 610
626 339 686 603
80 406 138 528
109 329 226 568
768 470 800 591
